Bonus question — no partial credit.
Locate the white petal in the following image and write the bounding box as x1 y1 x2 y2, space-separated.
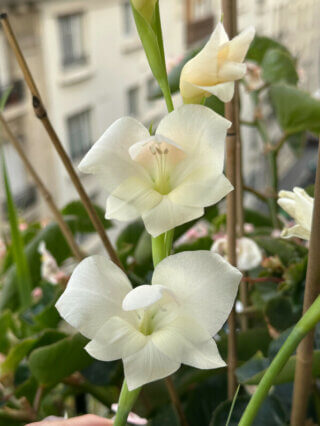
156 105 231 160
55 256 132 339
152 313 226 369
142 196 204 237
228 26 255 62
281 224 310 240
152 251 242 335
200 81 235 103
123 339 180 390
237 237 262 271
78 117 150 192
122 284 175 311
106 176 162 221
218 62 247 81
169 173 233 208
85 316 145 361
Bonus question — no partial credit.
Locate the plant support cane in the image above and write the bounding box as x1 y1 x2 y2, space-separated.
290 137 320 425
223 0 239 399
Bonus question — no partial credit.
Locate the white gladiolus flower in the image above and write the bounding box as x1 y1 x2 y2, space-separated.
79 105 233 237
55 251 241 390
131 0 157 22
180 23 255 104
211 237 262 271
277 187 313 240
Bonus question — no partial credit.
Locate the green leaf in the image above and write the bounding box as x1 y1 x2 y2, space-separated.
29 333 92 385
261 49 298 85
286 132 306 157
1 338 36 375
61 200 112 233
236 352 270 385
244 208 273 227
1 154 32 308
204 95 225 116
265 296 295 331
270 83 320 134
0 86 13 111
211 395 286 425
246 35 289 64
255 237 307 267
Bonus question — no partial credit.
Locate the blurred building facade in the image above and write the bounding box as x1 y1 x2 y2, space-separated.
0 0 319 231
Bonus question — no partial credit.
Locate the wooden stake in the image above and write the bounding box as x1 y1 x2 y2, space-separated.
0 113 84 261
223 0 239 398
290 138 320 425
0 13 121 268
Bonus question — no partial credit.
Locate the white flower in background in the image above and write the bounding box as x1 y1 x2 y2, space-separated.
38 241 68 285
79 105 232 237
56 251 241 390
211 236 262 271
180 23 255 104
131 0 157 22
277 187 313 240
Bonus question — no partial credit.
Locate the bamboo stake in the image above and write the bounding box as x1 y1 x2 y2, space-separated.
223 0 239 398
290 138 320 425
0 113 83 261
0 13 121 268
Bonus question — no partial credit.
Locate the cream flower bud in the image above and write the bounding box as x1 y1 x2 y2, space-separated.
79 105 233 237
56 252 241 390
132 0 157 22
180 23 255 104
211 236 262 271
278 187 313 240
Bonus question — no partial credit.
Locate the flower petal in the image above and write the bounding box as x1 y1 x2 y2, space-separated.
169 172 233 208
78 117 150 192
123 340 180 390
228 26 255 62
55 256 132 339
152 313 226 369
85 316 146 361
152 251 242 335
142 196 204 237
122 285 176 311
236 237 262 271
200 81 235 103
156 105 230 160
281 224 310 240
106 176 162 221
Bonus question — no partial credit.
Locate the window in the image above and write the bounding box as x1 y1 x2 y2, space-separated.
122 0 135 36
58 13 86 67
67 109 92 160
127 86 139 116
188 0 212 22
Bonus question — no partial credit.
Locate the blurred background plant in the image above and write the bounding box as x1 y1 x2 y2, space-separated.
0 0 320 425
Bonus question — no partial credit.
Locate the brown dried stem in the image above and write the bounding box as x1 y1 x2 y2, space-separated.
290 138 320 425
223 0 239 399
0 13 121 268
0 113 83 261
165 377 189 426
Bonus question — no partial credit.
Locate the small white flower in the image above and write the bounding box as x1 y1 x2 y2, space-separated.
56 251 241 390
277 187 313 240
180 23 255 104
211 237 262 271
79 105 232 237
38 241 67 285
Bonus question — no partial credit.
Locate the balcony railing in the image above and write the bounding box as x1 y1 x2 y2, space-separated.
0 80 25 108
186 15 214 47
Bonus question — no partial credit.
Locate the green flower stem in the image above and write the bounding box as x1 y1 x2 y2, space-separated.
152 230 174 266
239 295 320 426
113 380 141 426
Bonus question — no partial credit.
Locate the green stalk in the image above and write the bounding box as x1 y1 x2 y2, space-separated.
1 153 32 308
113 381 141 426
239 295 320 426
152 230 174 266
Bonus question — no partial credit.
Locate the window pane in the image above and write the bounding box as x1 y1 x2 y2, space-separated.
58 13 85 67
67 110 92 160
123 1 135 35
127 86 139 116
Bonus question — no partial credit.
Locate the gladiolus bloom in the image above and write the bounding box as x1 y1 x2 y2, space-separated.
56 251 241 390
79 105 232 237
277 187 313 240
211 237 262 271
180 23 255 104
